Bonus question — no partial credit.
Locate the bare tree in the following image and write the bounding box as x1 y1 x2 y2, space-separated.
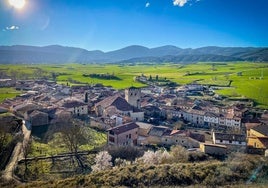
59 118 89 169
21 138 32 180
59 119 87 154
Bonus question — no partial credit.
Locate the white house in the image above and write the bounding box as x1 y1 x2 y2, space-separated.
212 131 246 146
204 112 219 127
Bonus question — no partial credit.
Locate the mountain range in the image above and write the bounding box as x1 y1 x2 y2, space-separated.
0 45 267 64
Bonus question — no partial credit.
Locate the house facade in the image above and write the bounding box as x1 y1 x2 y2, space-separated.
247 124 268 149
162 130 200 148
182 108 205 127
62 100 88 116
212 131 246 146
26 110 49 126
107 122 139 146
95 95 144 121
200 143 227 155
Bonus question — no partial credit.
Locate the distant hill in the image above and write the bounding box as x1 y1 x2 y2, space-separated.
0 45 267 64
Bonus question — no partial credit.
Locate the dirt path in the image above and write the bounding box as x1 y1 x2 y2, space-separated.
2 120 31 181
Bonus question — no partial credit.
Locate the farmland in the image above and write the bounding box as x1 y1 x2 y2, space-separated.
0 62 268 107
0 88 21 103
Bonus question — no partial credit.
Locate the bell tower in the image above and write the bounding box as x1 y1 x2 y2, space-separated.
125 87 141 109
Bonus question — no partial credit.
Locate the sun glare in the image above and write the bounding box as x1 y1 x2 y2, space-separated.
9 0 26 9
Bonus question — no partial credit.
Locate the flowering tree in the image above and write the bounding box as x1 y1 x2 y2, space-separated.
138 150 172 165
92 151 112 172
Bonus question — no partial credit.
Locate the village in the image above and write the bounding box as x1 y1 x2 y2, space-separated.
0 77 267 159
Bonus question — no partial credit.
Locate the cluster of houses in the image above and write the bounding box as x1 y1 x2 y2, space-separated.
0 79 267 156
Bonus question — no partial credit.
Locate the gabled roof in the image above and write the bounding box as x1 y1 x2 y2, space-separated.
205 112 218 117
96 95 133 111
29 110 48 117
62 100 86 108
148 126 171 137
170 130 185 135
108 122 139 135
214 132 246 142
142 105 161 112
252 124 268 137
136 122 153 130
192 105 202 110
13 103 40 113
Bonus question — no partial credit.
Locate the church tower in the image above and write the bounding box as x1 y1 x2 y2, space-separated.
125 87 141 109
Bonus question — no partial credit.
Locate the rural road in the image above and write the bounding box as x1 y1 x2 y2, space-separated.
2 120 31 181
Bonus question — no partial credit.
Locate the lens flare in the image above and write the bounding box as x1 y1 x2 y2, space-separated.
9 0 26 9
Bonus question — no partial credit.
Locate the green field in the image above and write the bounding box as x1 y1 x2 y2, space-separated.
30 127 106 157
0 62 268 107
0 87 21 103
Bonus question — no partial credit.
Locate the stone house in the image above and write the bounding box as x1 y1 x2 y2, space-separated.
107 122 139 146
247 124 268 149
141 105 161 118
26 110 49 126
62 100 88 116
146 126 171 145
13 102 41 118
160 106 180 120
200 143 227 156
136 122 154 145
95 94 144 121
161 130 200 148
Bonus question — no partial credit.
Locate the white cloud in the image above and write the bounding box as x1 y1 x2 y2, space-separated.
6 25 19 30
173 0 188 7
145 2 150 8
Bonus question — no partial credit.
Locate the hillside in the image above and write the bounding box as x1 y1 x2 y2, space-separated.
1 153 267 188
0 45 267 64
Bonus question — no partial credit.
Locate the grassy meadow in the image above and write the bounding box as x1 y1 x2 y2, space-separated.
0 62 268 107
30 127 106 157
0 87 21 103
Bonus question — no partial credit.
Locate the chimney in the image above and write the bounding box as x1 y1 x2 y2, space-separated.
85 92 88 103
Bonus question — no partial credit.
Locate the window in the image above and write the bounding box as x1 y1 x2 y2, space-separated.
109 136 115 143
220 140 223 143
229 140 232 144
126 135 128 138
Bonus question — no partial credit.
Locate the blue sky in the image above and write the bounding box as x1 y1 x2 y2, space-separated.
1 0 268 51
